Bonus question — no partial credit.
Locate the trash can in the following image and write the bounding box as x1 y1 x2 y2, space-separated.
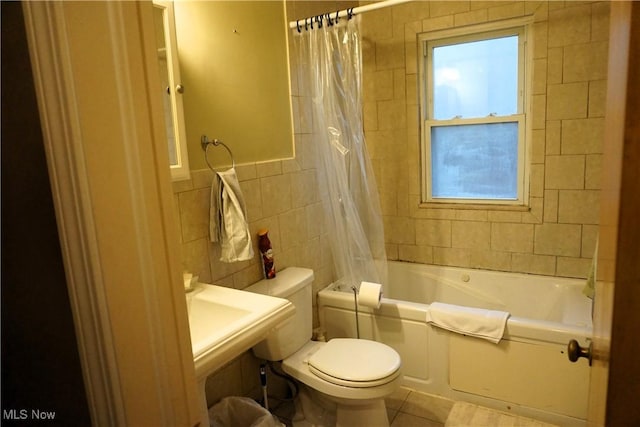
209 396 284 427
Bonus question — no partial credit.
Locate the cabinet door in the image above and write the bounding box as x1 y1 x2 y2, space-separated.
153 1 190 181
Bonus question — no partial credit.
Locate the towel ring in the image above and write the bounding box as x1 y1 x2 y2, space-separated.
201 135 235 171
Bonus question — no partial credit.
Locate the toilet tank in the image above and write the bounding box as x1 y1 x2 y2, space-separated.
245 267 314 361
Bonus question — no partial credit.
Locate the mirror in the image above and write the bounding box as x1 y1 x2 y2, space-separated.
153 1 191 181
154 1 294 174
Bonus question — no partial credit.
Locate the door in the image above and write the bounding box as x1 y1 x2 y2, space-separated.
153 0 191 181
586 2 640 425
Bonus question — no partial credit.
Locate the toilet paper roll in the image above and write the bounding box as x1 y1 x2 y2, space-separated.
359 281 382 309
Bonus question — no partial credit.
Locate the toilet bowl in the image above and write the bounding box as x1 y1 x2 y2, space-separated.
283 340 402 401
246 268 402 427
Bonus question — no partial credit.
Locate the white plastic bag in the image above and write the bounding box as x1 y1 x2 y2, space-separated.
209 397 284 427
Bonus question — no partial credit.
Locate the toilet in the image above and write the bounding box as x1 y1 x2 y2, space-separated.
246 267 402 427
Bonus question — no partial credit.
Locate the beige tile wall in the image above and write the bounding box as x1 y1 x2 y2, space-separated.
360 0 609 278
172 160 335 315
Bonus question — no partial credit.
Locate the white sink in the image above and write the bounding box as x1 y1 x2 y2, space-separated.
186 283 295 426
188 298 251 358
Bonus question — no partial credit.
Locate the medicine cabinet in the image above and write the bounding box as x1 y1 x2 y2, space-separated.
153 0 190 181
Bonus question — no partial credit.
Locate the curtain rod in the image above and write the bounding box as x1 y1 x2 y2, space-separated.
288 0 413 29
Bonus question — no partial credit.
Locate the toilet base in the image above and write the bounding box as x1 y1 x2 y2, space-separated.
336 399 389 427
295 384 337 426
295 383 389 427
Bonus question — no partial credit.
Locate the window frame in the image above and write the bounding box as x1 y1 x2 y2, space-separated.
419 19 532 208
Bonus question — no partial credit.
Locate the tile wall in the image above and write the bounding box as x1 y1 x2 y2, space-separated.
173 162 333 294
360 1 610 278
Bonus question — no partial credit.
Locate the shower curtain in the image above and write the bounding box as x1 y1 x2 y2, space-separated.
295 16 387 290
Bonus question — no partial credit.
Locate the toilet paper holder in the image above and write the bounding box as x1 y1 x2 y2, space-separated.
350 282 383 340
350 286 361 339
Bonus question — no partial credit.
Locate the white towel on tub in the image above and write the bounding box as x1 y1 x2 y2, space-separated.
426 302 510 344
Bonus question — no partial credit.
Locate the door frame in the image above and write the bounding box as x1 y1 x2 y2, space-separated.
589 1 640 425
22 2 200 425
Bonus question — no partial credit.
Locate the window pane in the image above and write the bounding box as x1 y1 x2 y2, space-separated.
431 122 518 199
432 36 518 120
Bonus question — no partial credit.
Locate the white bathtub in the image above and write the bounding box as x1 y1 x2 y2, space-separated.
318 261 593 426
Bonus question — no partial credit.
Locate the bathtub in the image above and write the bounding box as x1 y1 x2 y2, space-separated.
317 261 593 426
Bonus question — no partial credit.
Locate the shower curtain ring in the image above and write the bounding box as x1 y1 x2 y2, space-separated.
336 10 340 22
296 19 301 33
305 17 308 31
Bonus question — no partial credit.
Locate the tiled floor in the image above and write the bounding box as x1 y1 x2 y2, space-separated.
386 387 450 427
445 402 558 427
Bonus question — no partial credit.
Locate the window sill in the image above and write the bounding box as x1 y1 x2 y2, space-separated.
419 202 530 212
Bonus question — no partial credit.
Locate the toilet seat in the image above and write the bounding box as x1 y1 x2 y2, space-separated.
308 338 401 388
282 340 402 401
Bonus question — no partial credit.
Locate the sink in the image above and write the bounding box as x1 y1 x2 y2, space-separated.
187 283 295 371
188 298 251 358
185 282 295 426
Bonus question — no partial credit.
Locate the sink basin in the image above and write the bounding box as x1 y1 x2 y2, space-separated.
188 299 251 358
187 283 295 371
185 282 295 426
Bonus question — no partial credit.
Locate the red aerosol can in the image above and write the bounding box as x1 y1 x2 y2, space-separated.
258 229 276 279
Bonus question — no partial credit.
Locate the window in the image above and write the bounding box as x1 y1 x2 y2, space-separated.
419 22 530 206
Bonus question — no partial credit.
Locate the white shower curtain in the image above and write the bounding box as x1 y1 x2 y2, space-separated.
295 16 387 291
